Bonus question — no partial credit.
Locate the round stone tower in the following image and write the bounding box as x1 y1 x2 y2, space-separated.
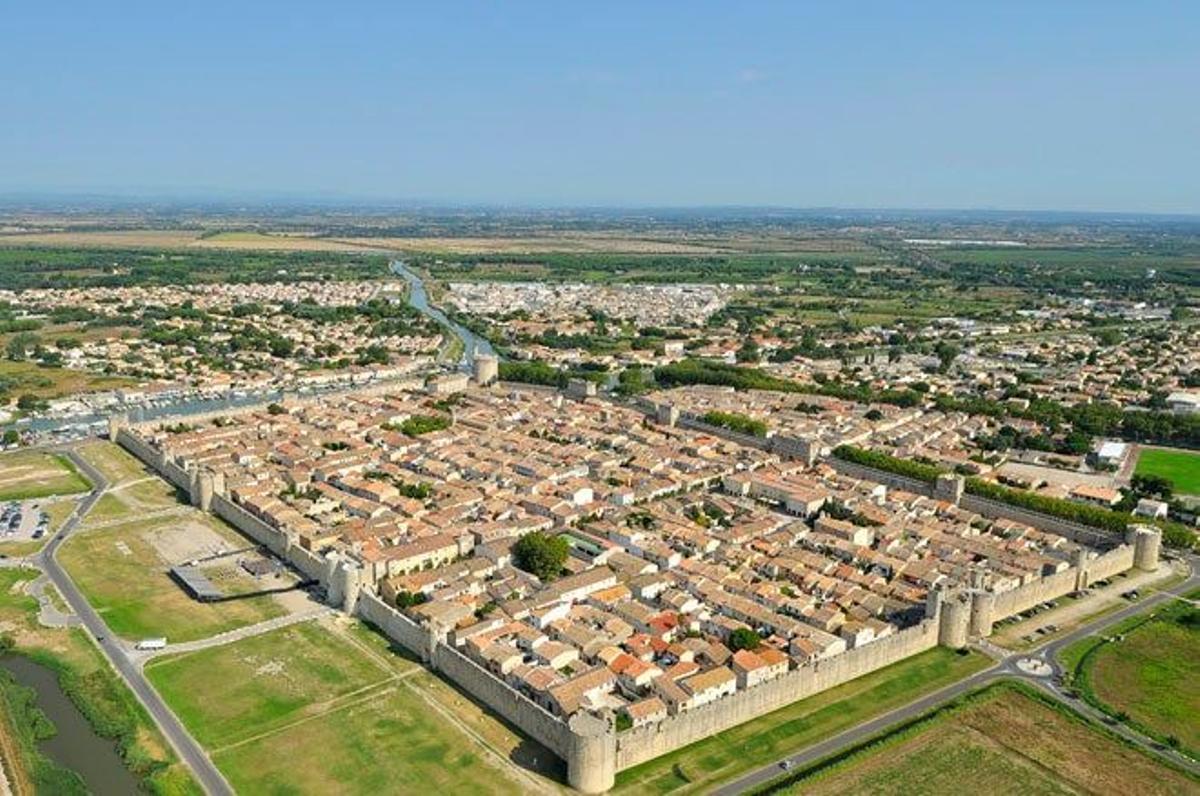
473 354 499 387
190 470 215 512
969 590 995 638
337 560 362 614
565 713 616 794
937 591 971 649
107 414 127 442
325 553 345 608
1072 546 1091 591
1130 526 1162 571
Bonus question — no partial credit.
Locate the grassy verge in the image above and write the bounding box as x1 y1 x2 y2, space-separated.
612 648 989 794
749 681 1197 795
1059 590 1200 757
0 568 200 794
0 451 91 501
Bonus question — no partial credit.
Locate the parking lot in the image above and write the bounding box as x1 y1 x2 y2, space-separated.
0 499 51 543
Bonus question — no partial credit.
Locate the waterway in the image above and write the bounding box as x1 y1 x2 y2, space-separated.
0 654 140 793
4 260 485 440
390 259 497 368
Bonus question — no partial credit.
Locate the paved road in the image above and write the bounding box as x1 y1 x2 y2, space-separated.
717 554 1200 795
34 448 234 796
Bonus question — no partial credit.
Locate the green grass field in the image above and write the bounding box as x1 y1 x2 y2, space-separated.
1076 597 1200 755
767 684 1196 796
1135 448 1200 496
147 620 533 794
58 513 284 642
613 648 990 794
76 441 185 521
145 622 391 747
0 450 90 501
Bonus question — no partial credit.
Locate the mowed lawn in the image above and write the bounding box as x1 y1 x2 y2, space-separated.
148 621 528 794
777 685 1196 795
1087 602 1200 754
613 648 989 795
58 514 284 642
0 450 90 500
1135 448 1200 496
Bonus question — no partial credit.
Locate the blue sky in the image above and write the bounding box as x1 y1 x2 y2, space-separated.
2 2 1197 212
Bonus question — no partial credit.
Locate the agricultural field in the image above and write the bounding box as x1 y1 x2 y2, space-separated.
0 567 199 794
612 648 988 795
146 620 545 794
0 450 90 501
1070 595 1200 756
58 511 287 643
1135 448 1200 496
766 684 1196 796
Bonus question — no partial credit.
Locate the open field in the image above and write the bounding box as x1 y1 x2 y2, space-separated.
0 359 136 402
145 621 391 747
147 619 537 794
612 648 989 795
0 450 90 501
75 441 185 523
764 684 1196 796
0 228 879 256
1135 448 1200 496
58 512 286 642
0 230 205 249
0 567 200 794
1071 594 1200 756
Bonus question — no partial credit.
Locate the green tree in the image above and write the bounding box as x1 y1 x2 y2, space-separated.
512 532 569 581
6 332 39 361
728 627 761 651
395 590 428 609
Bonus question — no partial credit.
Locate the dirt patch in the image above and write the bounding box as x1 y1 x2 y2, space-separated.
143 518 238 565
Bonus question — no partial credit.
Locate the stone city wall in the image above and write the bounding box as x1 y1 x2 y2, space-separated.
825 458 935 497
433 643 574 759
357 590 434 661
614 618 939 770
356 591 575 758
958 493 1119 549
990 566 1079 620
1089 543 1136 582
676 413 774 451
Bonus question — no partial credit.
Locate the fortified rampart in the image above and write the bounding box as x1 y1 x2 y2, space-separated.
614 618 939 769
109 414 1161 793
825 458 935 497
675 411 774 451
827 457 1124 550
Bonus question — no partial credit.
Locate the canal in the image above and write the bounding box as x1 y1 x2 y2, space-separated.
0 655 140 793
4 259 484 441
390 259 497 368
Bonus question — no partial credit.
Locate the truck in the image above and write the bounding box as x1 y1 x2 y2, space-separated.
135 637 167 651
